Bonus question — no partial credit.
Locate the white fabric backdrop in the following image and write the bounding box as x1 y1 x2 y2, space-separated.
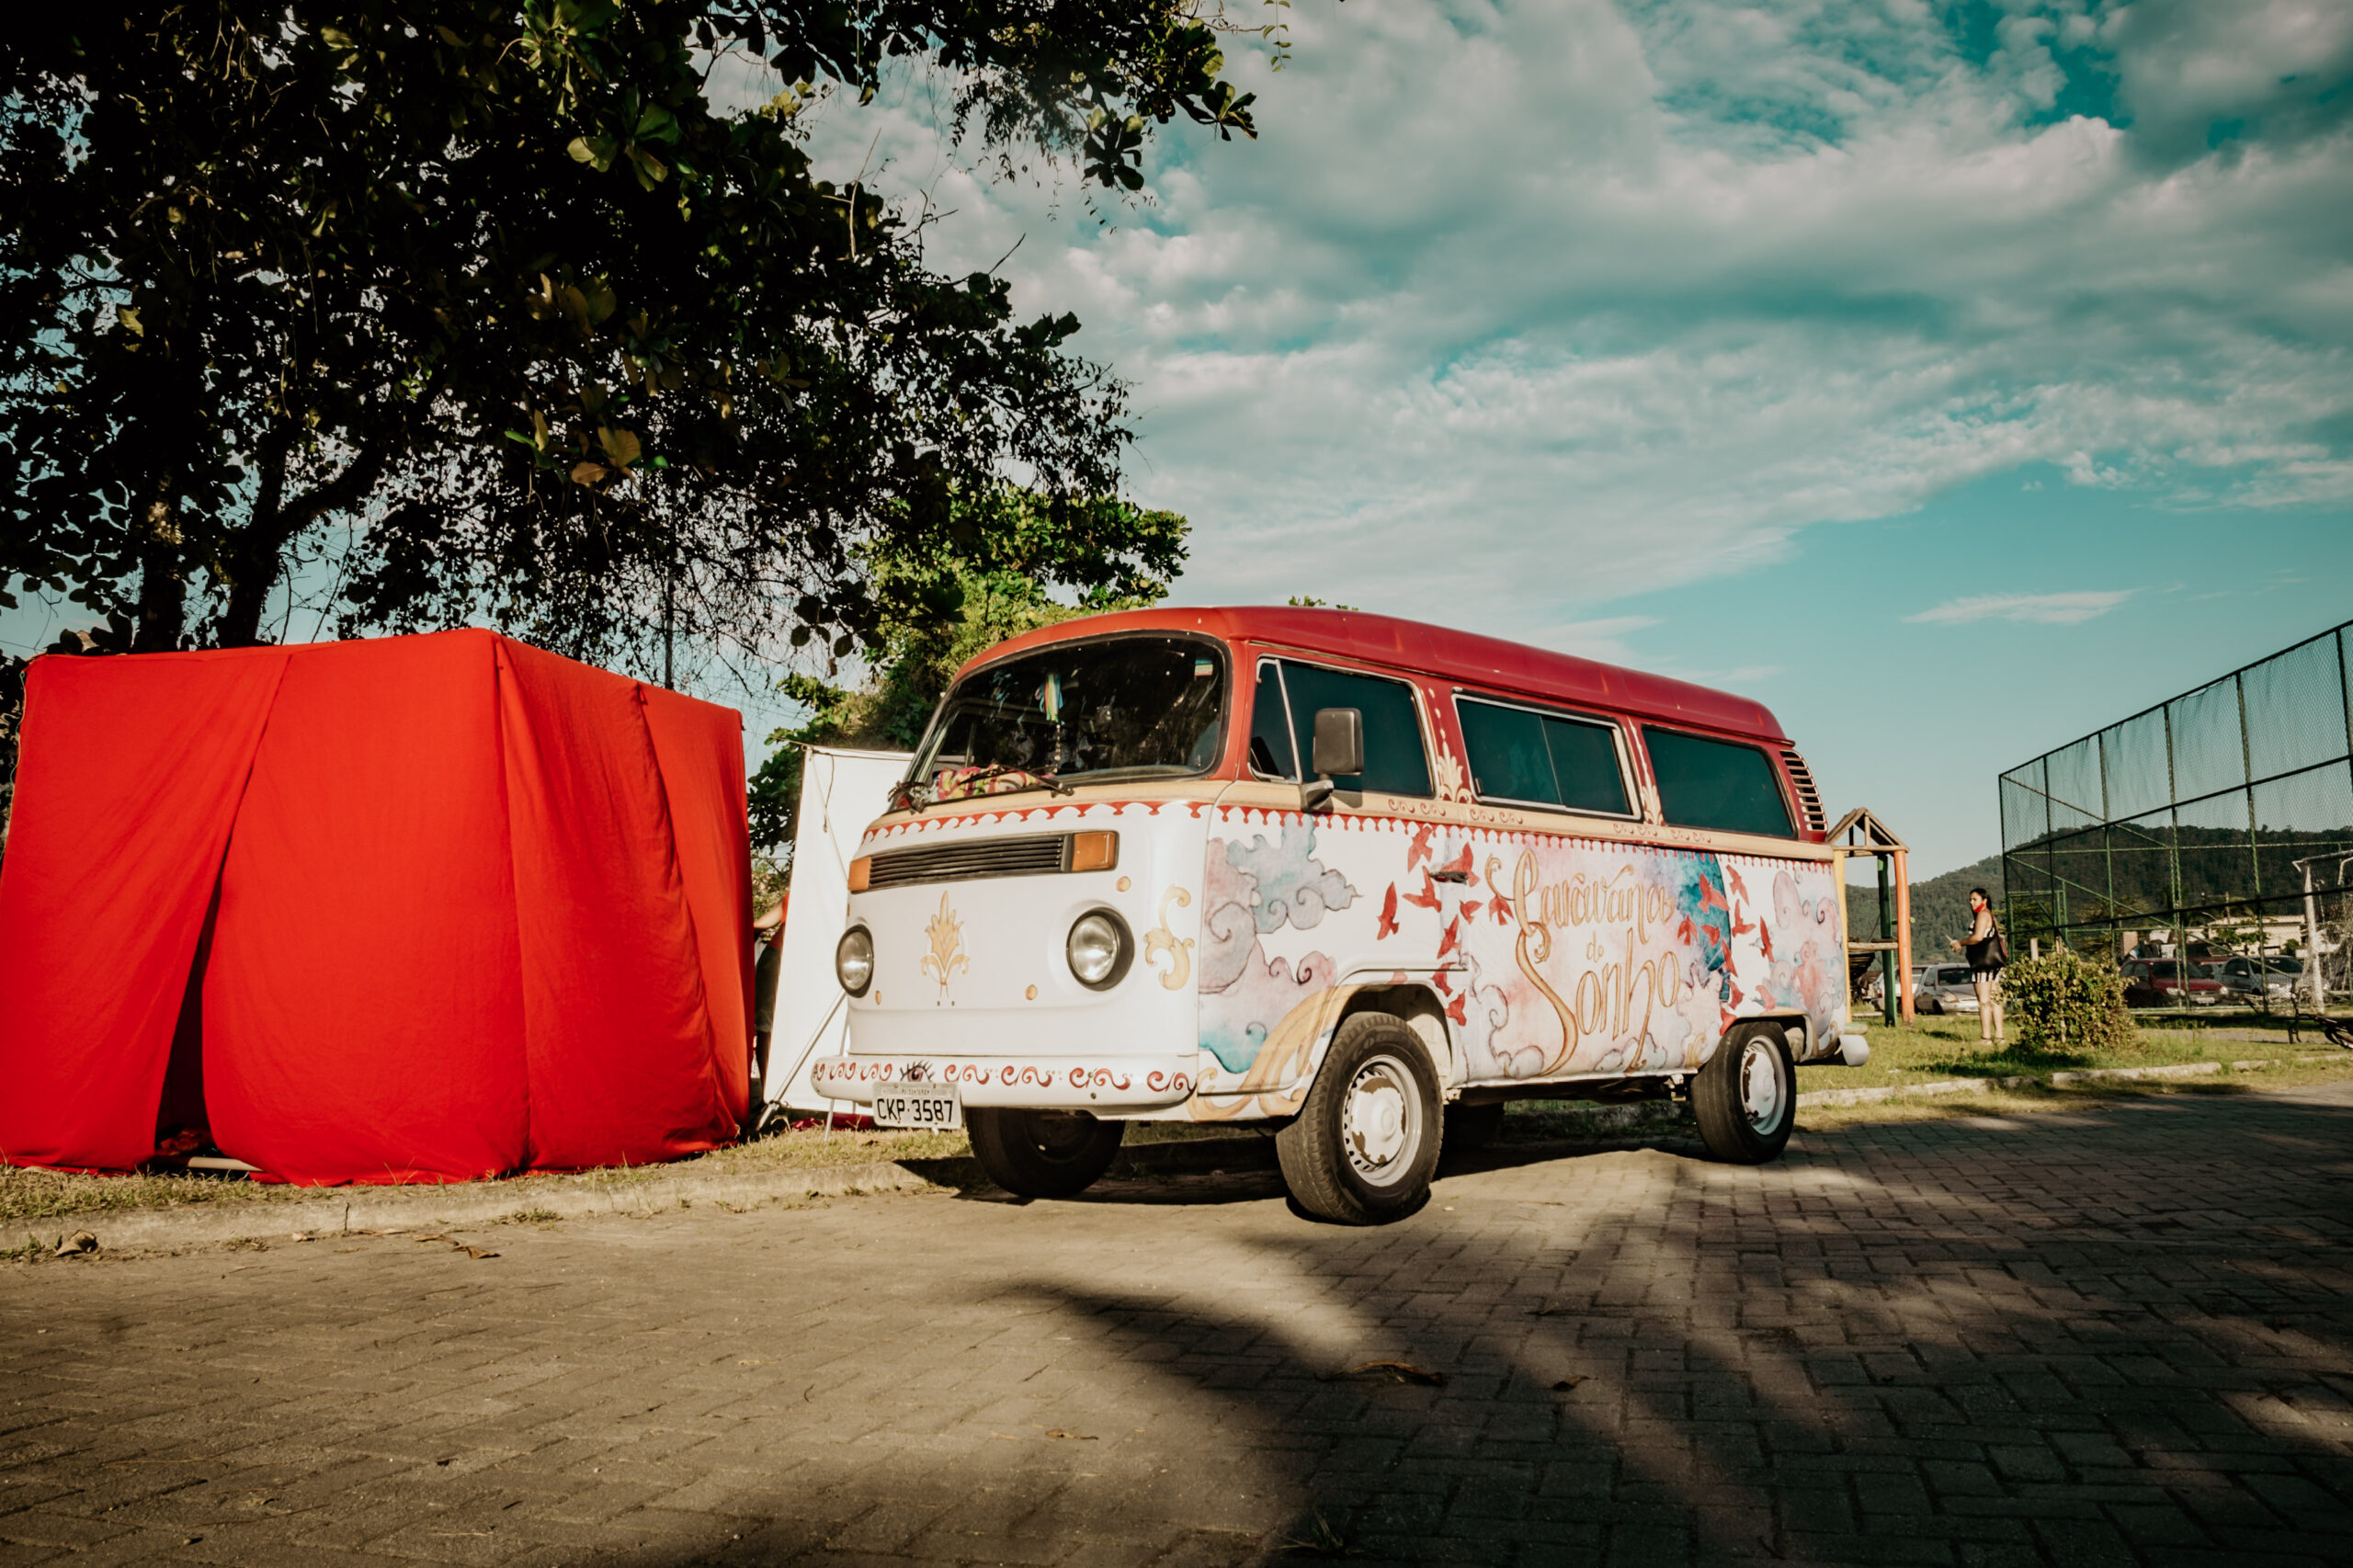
765 744 912 1113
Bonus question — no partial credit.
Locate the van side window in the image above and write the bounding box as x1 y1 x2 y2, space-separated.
1270 661 1433 798
1458 699 1631 815
1248 662 1298 778
1642 727 1795 837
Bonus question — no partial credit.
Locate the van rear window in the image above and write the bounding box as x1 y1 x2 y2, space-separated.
1642 728 1795 838
1457 699 1630 815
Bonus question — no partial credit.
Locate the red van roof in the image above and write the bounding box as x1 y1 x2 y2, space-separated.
964 605 1788 744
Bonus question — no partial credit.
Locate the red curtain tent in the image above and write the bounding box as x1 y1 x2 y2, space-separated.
0 630 753 1183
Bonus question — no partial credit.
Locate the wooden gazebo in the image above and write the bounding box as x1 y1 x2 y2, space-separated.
1829 807 1912 1025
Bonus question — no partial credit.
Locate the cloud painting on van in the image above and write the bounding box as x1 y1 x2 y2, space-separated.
1198 823 1352 1081
1195 811 1844 1108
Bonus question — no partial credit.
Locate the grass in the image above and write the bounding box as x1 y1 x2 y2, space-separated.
1793 1010 2336 1096
0 1110 1234 1228
1797 1055 2353 1131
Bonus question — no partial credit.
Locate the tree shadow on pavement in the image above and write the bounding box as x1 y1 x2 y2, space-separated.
765 1092 2353 1566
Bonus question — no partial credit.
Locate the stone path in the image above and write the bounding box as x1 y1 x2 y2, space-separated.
5 1083 2351 1566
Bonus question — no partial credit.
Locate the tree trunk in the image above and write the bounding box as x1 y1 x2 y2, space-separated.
131 491 187 653
218 447 291 648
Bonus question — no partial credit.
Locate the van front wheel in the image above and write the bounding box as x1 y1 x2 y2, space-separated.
1277 1012 1441 1224
1694 1023 1795 1164
967 1108 1124 1199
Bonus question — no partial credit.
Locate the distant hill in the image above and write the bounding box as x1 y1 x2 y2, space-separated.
1848 853 2003 964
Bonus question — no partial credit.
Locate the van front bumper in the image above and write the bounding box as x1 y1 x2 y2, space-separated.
810 1053 1199 1111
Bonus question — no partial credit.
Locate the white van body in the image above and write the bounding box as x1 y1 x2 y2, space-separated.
810 607 1859 1218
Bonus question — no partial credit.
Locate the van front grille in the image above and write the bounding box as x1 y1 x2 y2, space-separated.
1781 749 1826 833
865 835 1072 890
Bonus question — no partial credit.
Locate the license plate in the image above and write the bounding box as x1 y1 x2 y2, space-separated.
870 1082 962 1131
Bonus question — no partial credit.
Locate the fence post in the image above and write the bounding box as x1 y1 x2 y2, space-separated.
2306 862 2327 1011
1894 847 1914 1023
1878 855 1897 1028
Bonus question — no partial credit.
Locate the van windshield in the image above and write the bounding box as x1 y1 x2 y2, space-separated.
906 636 1227 801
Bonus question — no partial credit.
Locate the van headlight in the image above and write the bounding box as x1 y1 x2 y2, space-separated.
835 926 874 996
1066 910 1132 990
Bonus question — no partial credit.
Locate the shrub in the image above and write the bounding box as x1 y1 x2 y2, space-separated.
2002 947 2134 1053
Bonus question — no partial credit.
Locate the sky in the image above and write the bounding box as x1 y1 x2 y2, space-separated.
759 0 2353 876
10 0 2349 879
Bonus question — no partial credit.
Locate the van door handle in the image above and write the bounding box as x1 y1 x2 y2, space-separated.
1430 869 1471 884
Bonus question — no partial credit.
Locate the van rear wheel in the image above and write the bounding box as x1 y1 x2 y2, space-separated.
1694 1023 1795 1164
967 1108 1124 1199
1276 1012 1441 1224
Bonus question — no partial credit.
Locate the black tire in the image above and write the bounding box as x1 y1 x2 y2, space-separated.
1444 1099 1506 1154
1694 1022 1795 1164
967 1108 1125 1199
1276 1012 1441 1224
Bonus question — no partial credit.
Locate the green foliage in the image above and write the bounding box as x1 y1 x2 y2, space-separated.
745 486 1187 849
1 4 1258 665
2002 946 2135 1055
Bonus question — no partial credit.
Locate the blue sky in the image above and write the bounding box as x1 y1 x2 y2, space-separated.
10 0 2348 878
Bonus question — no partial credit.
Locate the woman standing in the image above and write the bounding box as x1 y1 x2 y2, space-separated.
1949 888 2006 1047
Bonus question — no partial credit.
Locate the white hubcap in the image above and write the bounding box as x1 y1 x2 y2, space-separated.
1343 1055 1420 1183
1741 1041 1784 1131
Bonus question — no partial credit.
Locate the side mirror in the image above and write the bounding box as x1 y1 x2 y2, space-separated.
1301 707 1363 811
1311 707 1364 778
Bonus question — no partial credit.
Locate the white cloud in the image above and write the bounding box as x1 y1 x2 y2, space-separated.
1905 590 2136 626
742 0 2353 632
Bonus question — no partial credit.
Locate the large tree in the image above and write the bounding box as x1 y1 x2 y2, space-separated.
0 2 1259 668
747 484 1187 851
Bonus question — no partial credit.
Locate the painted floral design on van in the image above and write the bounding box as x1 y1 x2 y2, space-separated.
1194 809 1842 1112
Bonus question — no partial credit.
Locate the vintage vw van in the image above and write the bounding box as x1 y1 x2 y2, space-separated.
812 607 1867 1223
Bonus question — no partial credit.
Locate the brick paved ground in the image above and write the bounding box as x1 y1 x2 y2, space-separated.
5 1082 2351 1568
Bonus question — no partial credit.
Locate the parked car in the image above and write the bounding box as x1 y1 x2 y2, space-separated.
2119 959 2224 1008
2209 955 2303 1001
1859 966 1918 1006
1915 963 1982 1015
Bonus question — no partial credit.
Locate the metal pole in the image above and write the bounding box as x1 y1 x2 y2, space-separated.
1998 770 2012 944
1878 854 1897 1028
2237 671 2258 899
2307 861 2327 1011
1895 847 1915 1024
2163 704 2182 938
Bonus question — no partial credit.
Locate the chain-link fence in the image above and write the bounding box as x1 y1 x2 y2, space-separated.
2000 619 2353 1007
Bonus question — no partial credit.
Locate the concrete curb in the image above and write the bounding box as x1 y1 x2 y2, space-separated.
40 1135 1293 1254
40 1161 932 1254
50 1102 1703 1255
